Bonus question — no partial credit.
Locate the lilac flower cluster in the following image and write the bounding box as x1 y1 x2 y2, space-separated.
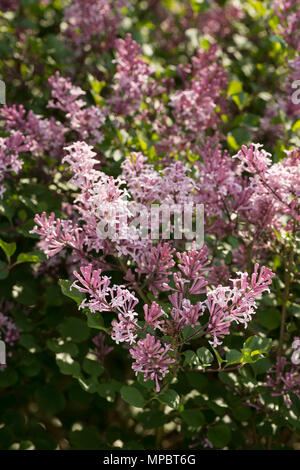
206 264 275 347
31 142 198 263
48 73 106 144
0 132 27 198
62 0 128 54
194 141 300 262
110 34 155 116
1 105 66 158
92 332 113 366
0 312 20 357
69 246 274 392
265 356 300 408
273 0 300 51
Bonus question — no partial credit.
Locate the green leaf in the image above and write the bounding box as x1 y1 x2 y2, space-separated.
292 120 300 132
227 236 240 248
181 409 205 427
58 317 90 343
232 404 252 422
35 386 66 414
87 312 107 331
56 354 81 377
182 325 203 340
0 261 9 279
218 372 237 387
82 358 104 377
13 281 37 306
240 336 273 364
0 369 18 388
159 389 180 409
228 80 243 96
207 424 231 448
16 251 45 264
19 333 41 352
190 0 210 13
46 339 79 356
97 381 120 401
19 355 41 377
212 347 226 367
227 134 239 150
231 127 251 145
70 428 102 450
197 347 213 366
137 372 155 390
137 411 169 429
183 350 200 367
186 371 208 392
120 385 146 408
59 279 85 305
19 441 34 450
251 358 272 376
258 308 281 330
224 251 233 265
0 238 16 261
243 336 272 354
225 349 243 365
77 375 99 394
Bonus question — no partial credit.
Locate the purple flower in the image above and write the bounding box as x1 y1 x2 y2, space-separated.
144 302 167 331
265 356 300 408
130 334 175 392
92 332 113 366
206 264 275 347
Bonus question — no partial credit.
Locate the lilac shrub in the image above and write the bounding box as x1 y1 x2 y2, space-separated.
0 0 300 451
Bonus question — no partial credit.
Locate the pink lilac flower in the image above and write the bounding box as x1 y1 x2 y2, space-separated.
31 212 85 258
169 295 205 330
48 73 106 144
0 313 20 348
161 245 209 333
92 332 113 365
265 356 300 408
208 265 231 287
233 143 272 174
1 105 66 158
0 1 18 11
206 264 275 347
111 307 139 345
273 0 300 51
130 334 175 392
72 264 112 312
122 153 196 207
165 245 210 296
144 302 167 331
62 0 127 54
177 244 211 282
156 46 227 153
250 147 299 222
0 312 20 368
196 0 243 39
193 137 245 238
62 141 100 189
286 55 300 118
136 242 175 297
0 131 27 198
72 265 139 344
110 34 154 116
